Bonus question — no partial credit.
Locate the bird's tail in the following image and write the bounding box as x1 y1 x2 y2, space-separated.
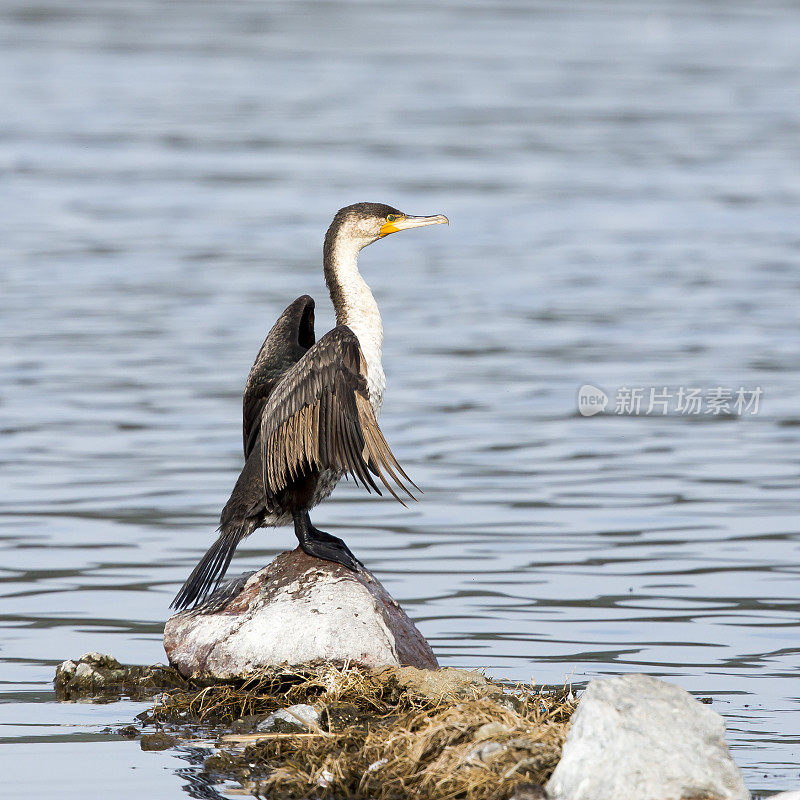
170 523 252 611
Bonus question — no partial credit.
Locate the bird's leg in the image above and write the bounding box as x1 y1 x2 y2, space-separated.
292 511 362 572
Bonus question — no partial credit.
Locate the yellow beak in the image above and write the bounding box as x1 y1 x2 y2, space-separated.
379 214 449 237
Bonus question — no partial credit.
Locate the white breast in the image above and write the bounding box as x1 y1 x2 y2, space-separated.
346 321 384 417
364 352 385 417
324 239 385 417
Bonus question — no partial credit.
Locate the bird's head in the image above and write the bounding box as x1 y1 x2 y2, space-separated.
326 202 449 252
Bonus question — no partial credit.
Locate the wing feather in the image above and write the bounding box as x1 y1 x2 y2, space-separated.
242 295 315 459
257 326 416 506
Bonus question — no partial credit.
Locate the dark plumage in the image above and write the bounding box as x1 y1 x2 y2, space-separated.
172 203 447 610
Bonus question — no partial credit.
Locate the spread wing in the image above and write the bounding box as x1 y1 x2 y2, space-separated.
242 295 316 460
259 326 417 505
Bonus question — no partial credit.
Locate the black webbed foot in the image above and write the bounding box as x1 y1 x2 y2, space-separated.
293 511 362 572
301 527 362 572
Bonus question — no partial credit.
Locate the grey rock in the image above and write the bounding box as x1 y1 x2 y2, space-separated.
164 548 438 679
546 674 749 800
510 785 547 800
463 739 505 764
257 703 319 731
54 654 186 701
140 732 177 751
55 652 127 697
384 665 500 701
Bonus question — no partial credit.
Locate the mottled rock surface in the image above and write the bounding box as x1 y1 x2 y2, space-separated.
256 703 320 732
546 673 749 800
55 652 187 700
55 652 126 695
164 548 438 679
380 665 502 701
140 731 178 751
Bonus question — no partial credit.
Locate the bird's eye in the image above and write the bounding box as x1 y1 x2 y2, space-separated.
386 214 397 222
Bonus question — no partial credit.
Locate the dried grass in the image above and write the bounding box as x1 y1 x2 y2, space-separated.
183 665 575 800
59 655 574 797
149 663 409 725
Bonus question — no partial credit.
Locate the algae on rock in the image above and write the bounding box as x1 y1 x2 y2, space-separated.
176 665 573 800
54 654 574 800
55 652 189 701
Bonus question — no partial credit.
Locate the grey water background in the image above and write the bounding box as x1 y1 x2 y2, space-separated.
1 0 799 796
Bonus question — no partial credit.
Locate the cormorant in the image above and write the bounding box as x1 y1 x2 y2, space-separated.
172 202 448 610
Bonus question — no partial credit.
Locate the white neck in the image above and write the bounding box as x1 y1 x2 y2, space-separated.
324 238 385 414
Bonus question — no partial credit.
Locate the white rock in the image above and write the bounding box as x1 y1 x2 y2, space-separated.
765 793 800 800
474 721 510 741
164 548 438 679
546 674 750 800
75 662 95 679
316 769 334 787
58 660 77 677
464 740 505 764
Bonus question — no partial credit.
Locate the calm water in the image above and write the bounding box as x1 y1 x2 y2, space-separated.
2 0 800 796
